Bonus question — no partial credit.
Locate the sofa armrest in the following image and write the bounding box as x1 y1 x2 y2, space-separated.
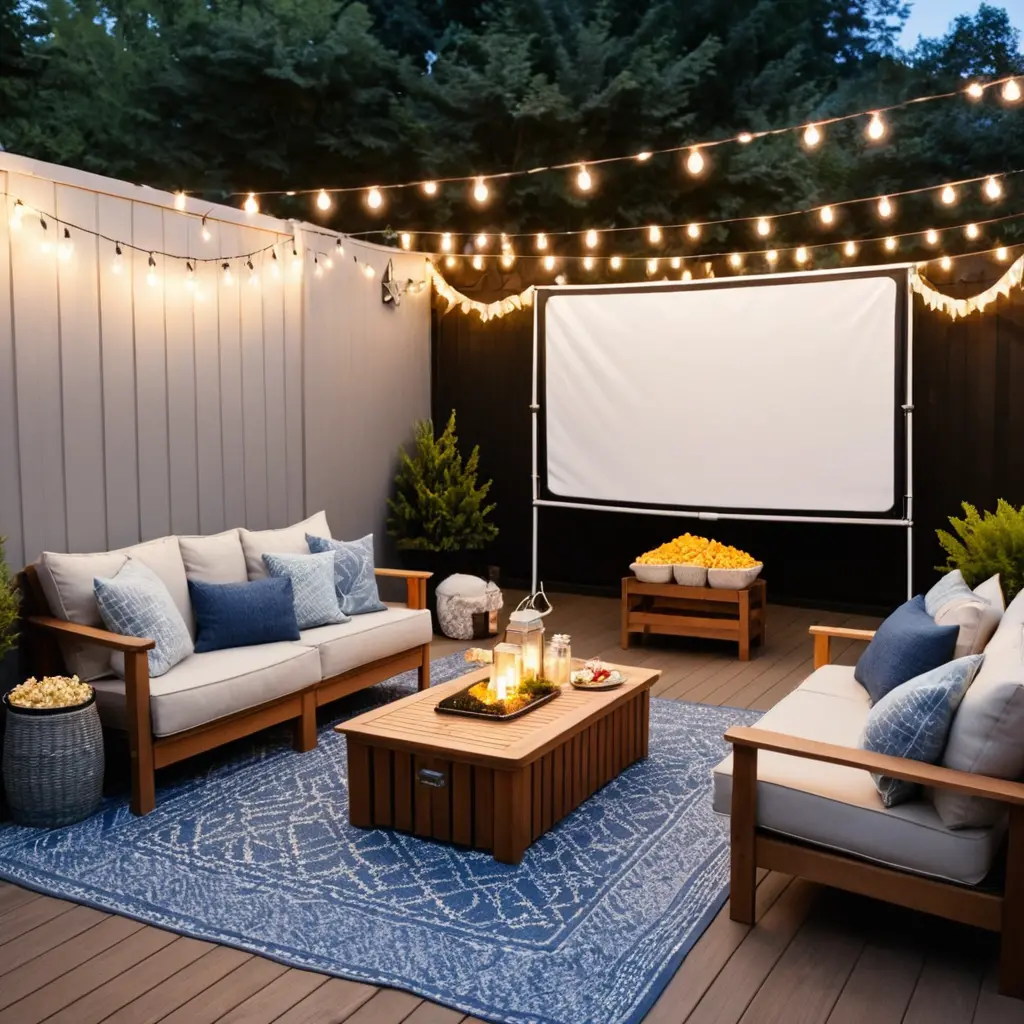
27 616 156 653
374 568 432 610
809 624 876 669
724 726 1024 807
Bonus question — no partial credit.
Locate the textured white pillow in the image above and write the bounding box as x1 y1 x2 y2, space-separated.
932 586 1024 828
179 529 248 584
239 512 332 580
928 572 1003 659
974 573 1005 612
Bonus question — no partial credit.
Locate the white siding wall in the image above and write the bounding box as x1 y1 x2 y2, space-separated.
0 154 431 570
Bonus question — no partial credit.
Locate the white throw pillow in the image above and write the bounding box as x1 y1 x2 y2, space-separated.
974 573 1005 612
37 535 192 680
927 572 1003 659
932 585 1024 828
239 512 332 580
179 529 248 584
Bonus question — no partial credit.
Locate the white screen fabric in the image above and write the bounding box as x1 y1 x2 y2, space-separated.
544 274 900 513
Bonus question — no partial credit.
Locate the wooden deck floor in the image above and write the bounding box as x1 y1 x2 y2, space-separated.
1 592 1020 1024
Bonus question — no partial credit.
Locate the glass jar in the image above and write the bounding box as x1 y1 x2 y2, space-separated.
545 634 572 686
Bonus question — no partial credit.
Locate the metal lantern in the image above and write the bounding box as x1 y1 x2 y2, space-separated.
505 608 546 680
491 642 522 702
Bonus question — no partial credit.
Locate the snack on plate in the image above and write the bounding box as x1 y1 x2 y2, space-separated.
636 533 759 569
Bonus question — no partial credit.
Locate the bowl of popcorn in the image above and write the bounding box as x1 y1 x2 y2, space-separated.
4 675 95 715
634 535 761 589
629 560 673 583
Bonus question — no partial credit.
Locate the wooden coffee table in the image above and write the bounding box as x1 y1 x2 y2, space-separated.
336 663 660 864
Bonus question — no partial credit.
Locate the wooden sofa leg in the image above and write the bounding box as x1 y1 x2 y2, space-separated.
293 691 318 753
125 651 156 816
730 743 758 925
1000 806 1024 998
418 644 431 691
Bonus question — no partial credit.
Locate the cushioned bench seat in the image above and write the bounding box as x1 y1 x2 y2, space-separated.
712 664 1002 885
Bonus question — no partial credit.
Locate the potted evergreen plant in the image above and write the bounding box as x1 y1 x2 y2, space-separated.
937 499 1024 601
388 411 498 598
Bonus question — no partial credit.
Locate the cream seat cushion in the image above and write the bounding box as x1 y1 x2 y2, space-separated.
298 606 432 678
712 664 1000 885
240 511 331 580
92 642 320 737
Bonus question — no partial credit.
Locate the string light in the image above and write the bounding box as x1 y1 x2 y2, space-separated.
582 256 595 271
610 256 622 270
174 192 187 211
400 233 412 250
878 196 894 219
795 246 809 265
270 250 280 278
765 249 779 266
819 206 835 225
445 255 457 268
502 252 516 268
335 239 344 258
997 246 1009 261
366 187 383 210
316 190 331 211
646 258 659 275
536 233 548 251
925 229 939 245
729 253 743 269
756 217 772 237
685 148 706 176
648 225 662 244
291 246 303 275
9 199 24 229
940 185 958 205
363 263 375 279
422 181 438 196
147 254 158 287
244 193 259 215
585 229 599 249
738 133 754 144
56 227 73 262
472 178 489 204
576 165 593 192
884 236 898 252
984 176 1003 200
471 254 483 270
185 261 196 290
866 112 887 141
940 256 953 271
314 256 323 278
1003 79 1021 103
39 216 51 253
686 223 701 240
682 269 693 280
112 243 124 274
965 223 980 239
635 151 652 162
222 262 234 285
441 233 453 253
843 241 858 258
803 123 822 149
475 233 489 249
543 254 556 271
670 256 682 270
967 82 985 100
247 258 258 285
201 216 212 242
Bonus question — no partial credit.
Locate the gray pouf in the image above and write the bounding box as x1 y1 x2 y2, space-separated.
435 574 503 641
3 694 104 827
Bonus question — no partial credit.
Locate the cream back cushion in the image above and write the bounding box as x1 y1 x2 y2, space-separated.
179 529 248 584
239 512 332 580
932 585 1024 828
931 574 1004 658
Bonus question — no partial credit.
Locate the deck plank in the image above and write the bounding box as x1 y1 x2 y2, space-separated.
159 958 292 1024
336 989 423 1022
217 967 329 1023
270 977 377 1024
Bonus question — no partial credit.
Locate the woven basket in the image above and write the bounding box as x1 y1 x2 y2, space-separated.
2 693 104 827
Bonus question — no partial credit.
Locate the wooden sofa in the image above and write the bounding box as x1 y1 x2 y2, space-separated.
18 564 432 818
723 624 1024 999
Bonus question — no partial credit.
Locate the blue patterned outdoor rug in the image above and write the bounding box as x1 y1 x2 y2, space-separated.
0 652 759 1024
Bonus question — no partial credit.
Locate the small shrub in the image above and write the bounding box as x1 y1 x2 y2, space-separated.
936 500 1024 601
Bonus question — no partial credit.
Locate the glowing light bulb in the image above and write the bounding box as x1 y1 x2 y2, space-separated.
441 233 453 253
472 178 489 204
422 181 438 196
738 132 753 144
867 111 886 140
843 240 858 258
940 256 952 271
729 253 742 269
174 191 187 211
966 223 980 239
819 205 834 225
316 190 331 211
147 254 158 287
185 262 196 290
877 196 893 219
57 227 73 262
997 246 1009 261
314 257 323 279
795 246 809 264
335 239 344 258
366 187 383 210
445 255 457 268
685 148 705 176
925 229 939 245
1003 79 1021 103
765 249 778 266
756 217 771 237
471 254 483 270
536 233 548 251
363 264 375 279
941 185 957 206
244 193 259 215
967 81 984 99
648 225 662 245
984 176 1003 200
646 258 659 275
247 259 259 286
112 244 124 274
585 229 599 249
884 236 897 252
669 256 681 270
543 254 556 271
222 263 234 286
609 256 622 270
475 233 488 249
635 151 652 162
201 217 212 242
576 165 592 192
291 248 303 275
582 256 594 271
686 223 701 240
501 252 516 268
682 269 693 280
803 123 822 148
400 233 412 250
9 200 24 229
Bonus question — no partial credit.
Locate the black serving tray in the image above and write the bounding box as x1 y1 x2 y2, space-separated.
435 679 561 721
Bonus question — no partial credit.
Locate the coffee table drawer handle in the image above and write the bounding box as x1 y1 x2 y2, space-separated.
417 768 447 789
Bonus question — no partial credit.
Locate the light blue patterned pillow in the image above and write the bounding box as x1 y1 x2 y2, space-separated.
306 533 387 616
94 559 194 678
924 570 975 618
262 551 350 630
860 654 984 807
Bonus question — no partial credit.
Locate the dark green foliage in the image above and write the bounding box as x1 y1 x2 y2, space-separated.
388 411 498 552
0 536 20 664
936 500 1024 601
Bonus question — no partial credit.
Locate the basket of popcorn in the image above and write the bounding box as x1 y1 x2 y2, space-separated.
2 676 104 827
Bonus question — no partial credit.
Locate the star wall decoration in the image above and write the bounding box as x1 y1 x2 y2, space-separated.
382 258 404 306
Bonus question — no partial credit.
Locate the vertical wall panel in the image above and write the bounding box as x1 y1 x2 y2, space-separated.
0 176 24 568
261 241 288 527
9 173 67 561
55 184 107 553
217 221 246 528
239 225 269 529
163 209 199 535
97 193 140 548
283 235 305 524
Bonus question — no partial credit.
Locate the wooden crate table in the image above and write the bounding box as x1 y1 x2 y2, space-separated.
336 663 660 864
621 577 766 660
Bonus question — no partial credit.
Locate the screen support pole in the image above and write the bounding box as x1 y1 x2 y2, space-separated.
531 296 540 594
905 270 915 599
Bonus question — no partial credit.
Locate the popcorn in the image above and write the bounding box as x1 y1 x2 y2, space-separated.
636 534 759 569
7 675 93 710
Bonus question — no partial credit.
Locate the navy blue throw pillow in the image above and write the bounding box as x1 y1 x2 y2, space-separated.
854 595 959 704
188 577 300 653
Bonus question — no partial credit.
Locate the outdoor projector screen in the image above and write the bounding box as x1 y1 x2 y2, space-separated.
542 272 905 516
